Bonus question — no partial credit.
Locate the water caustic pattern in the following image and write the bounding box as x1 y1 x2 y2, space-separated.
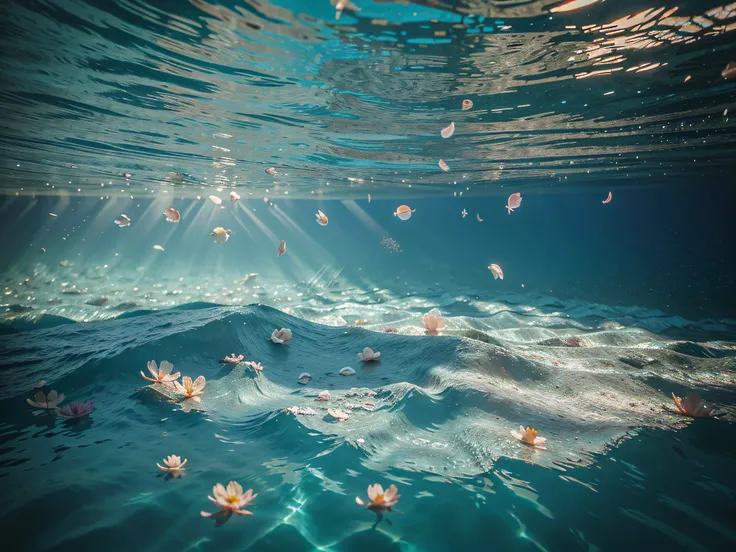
0 0 735 197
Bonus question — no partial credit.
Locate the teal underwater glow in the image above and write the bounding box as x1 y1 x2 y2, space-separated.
0 1 735 551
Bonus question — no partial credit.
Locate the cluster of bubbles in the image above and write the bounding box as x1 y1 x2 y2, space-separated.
380 236 403 253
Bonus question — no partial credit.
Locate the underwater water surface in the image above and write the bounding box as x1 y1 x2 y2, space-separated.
0 0 735 551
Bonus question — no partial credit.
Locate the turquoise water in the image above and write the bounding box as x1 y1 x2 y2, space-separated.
1 1 736 551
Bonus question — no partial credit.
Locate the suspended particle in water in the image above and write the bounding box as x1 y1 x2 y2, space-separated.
380 236 403 253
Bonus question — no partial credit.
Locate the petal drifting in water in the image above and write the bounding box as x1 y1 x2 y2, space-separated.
265 167 277 176
163 208 180 222
506 193 522 214
153 245 165 251
488 264 504 280
602 191 612 204
114 214 131 227
230 191 240 202
439 159 449 172
462 99 473 111
49 213 57 217
394 205 415 221
209 195 222 205
315 210 328 226
368 194 371 203
277 240 286 257
441 122 455 138
476 213 484 222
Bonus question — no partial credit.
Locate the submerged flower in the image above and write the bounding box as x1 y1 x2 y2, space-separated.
328 408 349 421
423 310 447 334
57 401 95 419
243 361 263 372
224 354 244 365
356 484 400 511
510 425 547 450
315 209 328 226
173 376 206 399
27 390 65 409
358 347 381 362
141 360 180 384
671 392 718 417
157 455 188 472
201 482 257 517
271 328 292 344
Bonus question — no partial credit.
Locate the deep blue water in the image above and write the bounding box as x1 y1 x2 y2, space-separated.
1 0 735 551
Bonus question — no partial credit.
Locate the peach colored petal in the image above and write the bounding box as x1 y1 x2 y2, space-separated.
441 122 455 138
192 376 206 393
462 99 473 110
439 159 449 172
602 191 612 204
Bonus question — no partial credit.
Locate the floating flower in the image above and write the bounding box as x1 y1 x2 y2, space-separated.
173 376 206 399
317 391 332 401
201 482 257 517
510 425 547 450
208 195 222 205
461 209 467 218
356 483 400 511
328 408 349 421
462 99 473 110
163 208 180 222
57 401 95 419
271 328 292 344
211 227 231 243
315 209 328 226
298 372 311 385
438 159 449 172
157 455 188 472
340 367 356 376
141 360 180 384
506 192 522 214
488 264 504 280
358 347 381 362
114 214 131 227
602 191 612 204
224 354 244 365
671 392 718 417
229 191 240 202
277 240 286 257
441 122 455 138
423 310 447 334
27 390 65 409
393 205 415 221
244 361 263 372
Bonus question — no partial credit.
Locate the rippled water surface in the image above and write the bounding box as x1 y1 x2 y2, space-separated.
0 1 735 551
